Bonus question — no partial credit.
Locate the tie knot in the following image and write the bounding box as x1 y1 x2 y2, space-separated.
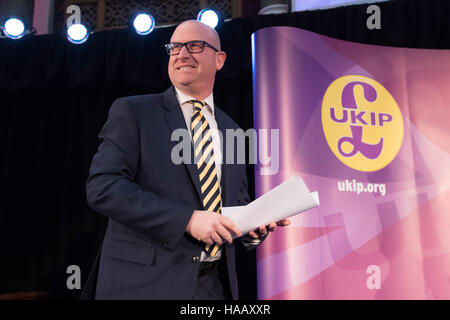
189 100 206 112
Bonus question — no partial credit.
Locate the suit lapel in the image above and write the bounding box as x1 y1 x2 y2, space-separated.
163 86 203 206
214 107 230 207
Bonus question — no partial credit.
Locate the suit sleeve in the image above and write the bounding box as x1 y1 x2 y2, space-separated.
237 143 268 249
238 164 251 206
86 98 194 251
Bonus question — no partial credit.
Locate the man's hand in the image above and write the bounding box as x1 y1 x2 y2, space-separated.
248 219 291 239
186 210 242 245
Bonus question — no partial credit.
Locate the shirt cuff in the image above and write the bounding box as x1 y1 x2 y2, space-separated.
240 233 268 248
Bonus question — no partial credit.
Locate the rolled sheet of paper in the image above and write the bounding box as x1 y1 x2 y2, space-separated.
222 176 319 237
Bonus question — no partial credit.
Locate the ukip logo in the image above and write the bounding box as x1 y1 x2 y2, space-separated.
322 75 404 172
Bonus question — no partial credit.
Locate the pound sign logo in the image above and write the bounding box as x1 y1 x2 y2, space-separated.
322 75 403 172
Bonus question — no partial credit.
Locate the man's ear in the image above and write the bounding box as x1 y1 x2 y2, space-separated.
216 51 226 71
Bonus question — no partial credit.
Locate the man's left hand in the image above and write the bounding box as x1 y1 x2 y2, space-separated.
248 219 291 239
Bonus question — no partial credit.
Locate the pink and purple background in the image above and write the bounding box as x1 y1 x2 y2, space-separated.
252 26 450 299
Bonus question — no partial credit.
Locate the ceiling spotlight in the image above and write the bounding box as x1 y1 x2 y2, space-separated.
0 0 34 39
3 17 26 39
67 23 89 44
197 9 219 29
133 13 155 35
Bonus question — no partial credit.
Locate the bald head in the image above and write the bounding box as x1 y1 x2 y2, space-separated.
171 20 221 51
167 20 226 100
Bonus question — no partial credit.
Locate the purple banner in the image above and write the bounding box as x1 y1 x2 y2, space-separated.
252 27 450 299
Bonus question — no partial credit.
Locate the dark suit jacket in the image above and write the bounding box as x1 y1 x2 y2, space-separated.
81 86 250 299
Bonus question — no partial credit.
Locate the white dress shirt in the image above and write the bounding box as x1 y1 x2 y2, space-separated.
175 88 223 262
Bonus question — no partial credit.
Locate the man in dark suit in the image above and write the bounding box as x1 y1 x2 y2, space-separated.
82 20 290 300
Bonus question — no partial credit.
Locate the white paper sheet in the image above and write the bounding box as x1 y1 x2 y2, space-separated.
222 176 319 237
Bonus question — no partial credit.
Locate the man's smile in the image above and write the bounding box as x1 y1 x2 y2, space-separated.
176 65 197 71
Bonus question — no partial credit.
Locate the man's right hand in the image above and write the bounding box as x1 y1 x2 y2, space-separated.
186 210 242 245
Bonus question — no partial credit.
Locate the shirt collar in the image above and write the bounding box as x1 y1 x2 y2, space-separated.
174 87 215 115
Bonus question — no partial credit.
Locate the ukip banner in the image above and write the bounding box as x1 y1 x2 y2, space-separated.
252 27 450 299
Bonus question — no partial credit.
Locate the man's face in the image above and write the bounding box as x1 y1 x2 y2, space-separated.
168 21 225 98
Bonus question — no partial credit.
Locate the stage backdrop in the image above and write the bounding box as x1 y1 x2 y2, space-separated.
252 26 450 299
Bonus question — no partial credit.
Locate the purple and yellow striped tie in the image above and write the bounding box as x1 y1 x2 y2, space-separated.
189 100 222 257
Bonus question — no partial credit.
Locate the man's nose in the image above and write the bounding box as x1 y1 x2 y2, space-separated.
178 45 191 58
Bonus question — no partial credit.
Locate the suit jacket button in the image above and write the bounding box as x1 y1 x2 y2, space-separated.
192 256 200 263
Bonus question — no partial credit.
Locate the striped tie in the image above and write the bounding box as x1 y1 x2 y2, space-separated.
189 100 222 257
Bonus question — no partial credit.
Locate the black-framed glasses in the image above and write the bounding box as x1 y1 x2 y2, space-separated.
165 40 219 56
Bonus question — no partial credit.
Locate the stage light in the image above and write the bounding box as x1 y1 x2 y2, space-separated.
197 9 219 29
67 23 89 44
133 13 155 35
0 0 34 39
3 17 26 39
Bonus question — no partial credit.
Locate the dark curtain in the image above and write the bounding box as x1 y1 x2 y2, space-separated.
0 0 448 299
